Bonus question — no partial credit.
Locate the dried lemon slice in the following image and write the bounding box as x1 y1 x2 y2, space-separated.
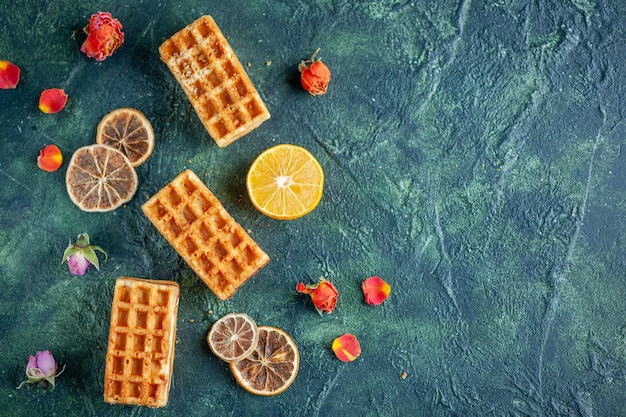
207 313 259 363
66 144 138 212
229 326 299 396
96 108 154 167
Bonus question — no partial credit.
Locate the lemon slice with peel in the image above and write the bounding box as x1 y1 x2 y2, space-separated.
96 108 154 167
207 313 259 363
246 144 324 220
229 326 299 396
65 144 138 212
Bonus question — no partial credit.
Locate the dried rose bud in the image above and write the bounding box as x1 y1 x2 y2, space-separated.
0 60 20 89
298 48 330 96
17 350 65 390
66 251 91 275
62 233 107 275
362 276 391 305
296 276 338 314
332 334 361 362
37 144 63 172
39 88 68 114
80 12 124 61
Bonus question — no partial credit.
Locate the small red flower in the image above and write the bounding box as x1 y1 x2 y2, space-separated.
298 49 331 96
332 334 361 362
296 277 338 314
0 60 20 89
80 12 124 61
39 88 68 114
362 276 391 305
37 144 63 172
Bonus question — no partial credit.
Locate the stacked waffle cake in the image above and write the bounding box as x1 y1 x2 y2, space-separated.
104 277 180 408
159 15 270 147
141 170 270 300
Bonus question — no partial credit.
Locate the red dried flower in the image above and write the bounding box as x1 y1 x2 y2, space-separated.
39 88 68 114
80 12 124 61
0 60 20 89
296 277 338 314
298 49 331 96
37 144 63 172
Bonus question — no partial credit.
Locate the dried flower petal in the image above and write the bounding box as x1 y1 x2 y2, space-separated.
39 88 68 114
332 334 361 362
0 60 20 89
362 276 391 305
37 144 63 172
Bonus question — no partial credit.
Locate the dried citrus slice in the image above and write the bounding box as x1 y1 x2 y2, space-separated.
96 108 154 167
208 313 259 363
229 326 299 396
66 144 138 212
246 144 324 220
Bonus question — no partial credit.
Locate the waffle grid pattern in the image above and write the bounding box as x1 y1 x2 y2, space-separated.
142 170 270 300
159 15 270 147
104 277 180 408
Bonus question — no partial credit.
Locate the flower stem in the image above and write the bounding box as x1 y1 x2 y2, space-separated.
298 48 322 72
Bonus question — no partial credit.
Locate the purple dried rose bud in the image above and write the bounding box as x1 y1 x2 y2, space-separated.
66 251 91 275
62 233 107 276
17 350 65 390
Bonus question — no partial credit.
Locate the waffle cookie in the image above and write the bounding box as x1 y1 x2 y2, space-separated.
159 15 270 147
141 170 270 300
104 277 180 408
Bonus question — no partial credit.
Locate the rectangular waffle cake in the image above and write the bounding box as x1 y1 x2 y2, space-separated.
159 15 270 147
104 277 180 408
141 170 270 300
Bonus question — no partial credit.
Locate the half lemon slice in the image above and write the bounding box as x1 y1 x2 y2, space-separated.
246 144 324 220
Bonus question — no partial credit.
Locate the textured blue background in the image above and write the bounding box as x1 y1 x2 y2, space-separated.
1 1 626 416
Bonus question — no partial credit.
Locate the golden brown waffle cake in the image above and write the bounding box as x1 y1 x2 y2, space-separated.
159 15 270 147
104 277 180 408
141 170 270 300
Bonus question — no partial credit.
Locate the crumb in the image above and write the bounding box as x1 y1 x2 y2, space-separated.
247 229 252 234
189 318 195 323
265 60 272 66
176 339 181 345
247 62 252 67
208 309 213 315
188 159 193 164
401 371 408 380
